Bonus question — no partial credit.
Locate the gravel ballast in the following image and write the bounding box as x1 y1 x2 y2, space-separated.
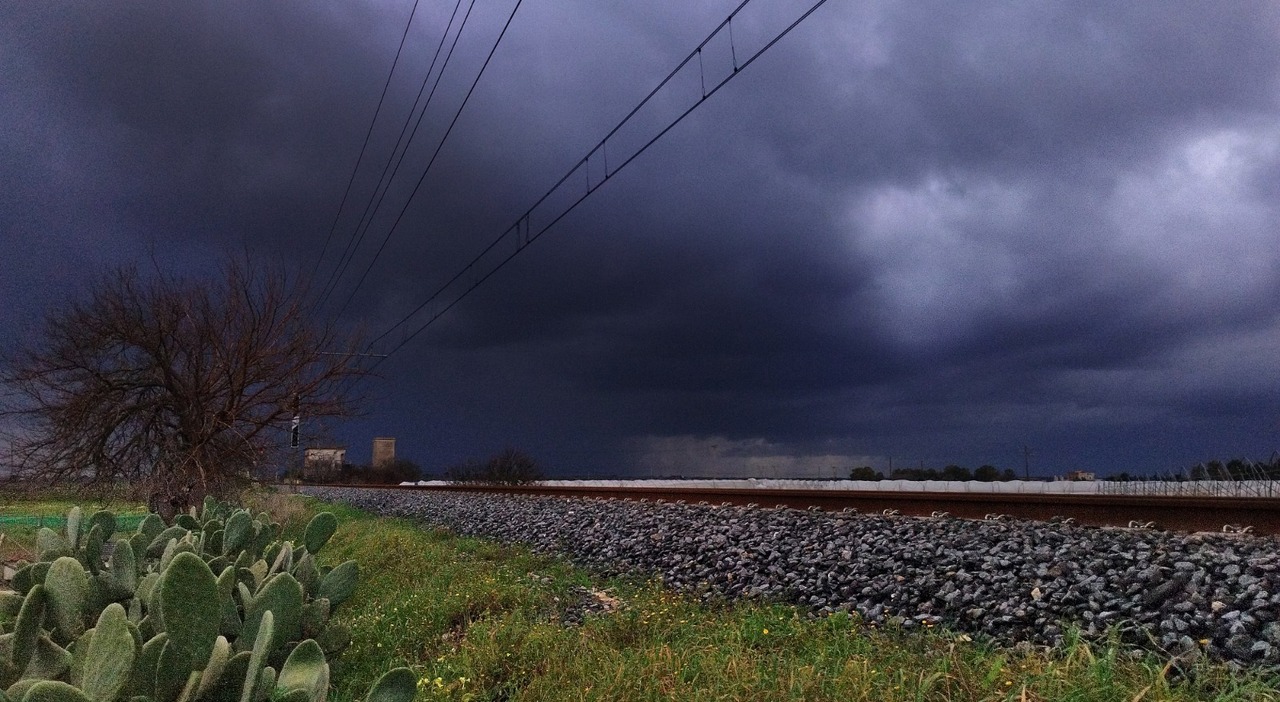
306 486 1280 667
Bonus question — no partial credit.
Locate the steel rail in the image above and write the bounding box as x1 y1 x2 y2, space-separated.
291 482 1280 536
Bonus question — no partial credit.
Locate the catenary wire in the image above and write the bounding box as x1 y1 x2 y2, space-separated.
358 0 834 378
365 0 754 350
329 0 525 319
313 0 475 314
316 0 481 312
308 0 422 293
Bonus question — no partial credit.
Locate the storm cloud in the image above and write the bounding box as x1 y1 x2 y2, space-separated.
3 1 1279 477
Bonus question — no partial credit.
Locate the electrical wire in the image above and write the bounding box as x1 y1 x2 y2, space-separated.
308 0 422 293
312 0 473 312
313 0 476 314
358 0 834 377
329 0 525 319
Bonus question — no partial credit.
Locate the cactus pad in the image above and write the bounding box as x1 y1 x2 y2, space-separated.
275 640 328 702
106 541 138 601
154 553 218 673
146 527 188 559
316 562 358 609
80 604 135 702
81 527 105 576
124 634 166 700
222 513 252 557
19 681 90 702
301 514 337 556
44 558 89 643
35 530 68 562
238 575 302 653
12 585 49 672
239 610 273 702
364 668 416 702
85 513 116 543
64 508 83 552
201 650 249 702
20 635 72 682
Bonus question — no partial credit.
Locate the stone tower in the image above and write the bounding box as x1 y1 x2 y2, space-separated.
372 437 396 467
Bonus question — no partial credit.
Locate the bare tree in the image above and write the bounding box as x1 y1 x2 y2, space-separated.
444 448 544 485
0 258 365 516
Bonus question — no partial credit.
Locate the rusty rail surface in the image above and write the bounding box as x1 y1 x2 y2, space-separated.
294 482 1280 536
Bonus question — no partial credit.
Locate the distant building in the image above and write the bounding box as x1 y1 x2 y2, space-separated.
304 447 346 481
372 437 396 468
1065 470 1095 482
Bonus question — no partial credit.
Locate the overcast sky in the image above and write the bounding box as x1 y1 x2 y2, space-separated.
3 1 1279 478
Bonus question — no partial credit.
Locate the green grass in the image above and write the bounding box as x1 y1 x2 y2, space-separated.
4 489 1277 700
0 495 146 562
277 495 1280 702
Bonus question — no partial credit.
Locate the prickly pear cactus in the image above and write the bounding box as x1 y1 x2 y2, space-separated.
364 668 416 702
291 554 320 598
78 604 136 702
154 552 219 673
238 574 303 653
85 512 116 543
3 497 362 702
35 529 69 562
124 632 167 700
105 540 138 602
64 508 82 553
20 680 90 702
239 610 274 702
316 562 358 609
43 558 89 644
301 514 337 556
147 526 189 559
275 640 328 702
11 585 50 677
136 514 164 544
222 512 253 557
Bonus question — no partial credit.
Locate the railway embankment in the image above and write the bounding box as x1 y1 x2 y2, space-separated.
307 486 1280 668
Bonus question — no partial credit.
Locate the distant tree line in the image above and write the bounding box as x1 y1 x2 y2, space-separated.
1107 455 1280 482
445 448 544 485
849 465 1018 481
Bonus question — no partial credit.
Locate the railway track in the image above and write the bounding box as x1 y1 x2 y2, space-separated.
295 482 1280 536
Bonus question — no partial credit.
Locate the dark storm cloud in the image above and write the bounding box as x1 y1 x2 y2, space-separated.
2 2 397 255
748 2 1280 182
3 0 1279 476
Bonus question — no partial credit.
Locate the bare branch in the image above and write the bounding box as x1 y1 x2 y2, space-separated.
0 257 366 515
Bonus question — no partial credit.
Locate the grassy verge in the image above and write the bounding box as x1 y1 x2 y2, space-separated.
3 489 1275 700
271 494 1280 702
0 494 146 563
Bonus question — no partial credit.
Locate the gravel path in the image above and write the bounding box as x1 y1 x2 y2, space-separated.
306 486 1280 667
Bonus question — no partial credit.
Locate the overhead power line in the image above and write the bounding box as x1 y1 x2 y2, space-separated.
326 0 525 319
312 0 475 314
308 0 422 290
359 0 835 373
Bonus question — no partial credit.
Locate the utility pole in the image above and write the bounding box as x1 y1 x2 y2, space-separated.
289 393 301 483
1023 445 1033 480
290 394 301 449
